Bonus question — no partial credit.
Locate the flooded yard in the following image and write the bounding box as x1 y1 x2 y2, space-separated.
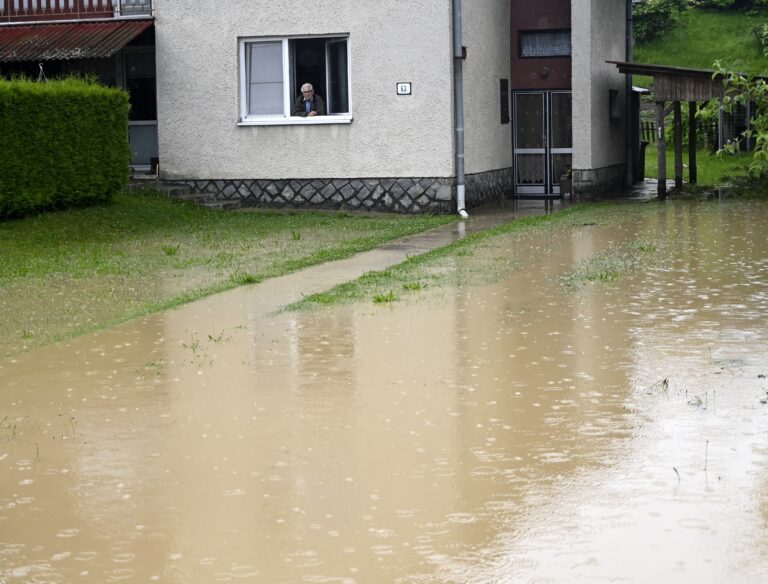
2 200 768 583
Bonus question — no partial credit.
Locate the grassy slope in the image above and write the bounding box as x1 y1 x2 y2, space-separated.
634 7 768 83
0 192 454 357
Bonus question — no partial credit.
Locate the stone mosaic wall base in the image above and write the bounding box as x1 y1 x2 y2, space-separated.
466 167 514 207
572 164 626 200
160 167 513 214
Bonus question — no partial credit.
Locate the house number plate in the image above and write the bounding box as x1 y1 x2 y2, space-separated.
397 83 412 95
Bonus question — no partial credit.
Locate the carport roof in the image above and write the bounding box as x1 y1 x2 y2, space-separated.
609 61 768 102
0 20 152 62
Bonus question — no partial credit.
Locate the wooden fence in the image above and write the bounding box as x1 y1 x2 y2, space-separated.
641 120 719 149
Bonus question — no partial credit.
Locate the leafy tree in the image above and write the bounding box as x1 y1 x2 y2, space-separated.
714 61 768 176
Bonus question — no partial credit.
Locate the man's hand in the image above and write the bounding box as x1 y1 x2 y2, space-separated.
307 111 318 117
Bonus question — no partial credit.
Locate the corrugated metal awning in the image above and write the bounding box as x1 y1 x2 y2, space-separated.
0 20 152 62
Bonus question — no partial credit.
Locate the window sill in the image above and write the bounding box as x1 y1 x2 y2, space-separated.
237 115 353 127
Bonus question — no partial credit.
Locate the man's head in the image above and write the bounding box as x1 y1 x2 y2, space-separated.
301 83 314 100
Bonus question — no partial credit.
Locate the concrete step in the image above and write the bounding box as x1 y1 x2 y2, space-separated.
128 180 240 211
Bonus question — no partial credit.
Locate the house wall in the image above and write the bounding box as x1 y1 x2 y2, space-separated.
462 0 514 204
509 0 571 90
154 0 458 213
571 0 627 198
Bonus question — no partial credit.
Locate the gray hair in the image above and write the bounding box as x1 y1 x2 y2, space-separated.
301 83 314 92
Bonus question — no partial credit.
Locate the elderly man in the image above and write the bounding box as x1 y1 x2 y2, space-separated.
291 83 326 117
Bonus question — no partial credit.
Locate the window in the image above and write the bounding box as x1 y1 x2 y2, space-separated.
239 35 351 124
519 30 571 59
500 79 510 125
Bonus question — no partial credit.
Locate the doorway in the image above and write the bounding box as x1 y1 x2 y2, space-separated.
124 45 158 172
513 90 572 196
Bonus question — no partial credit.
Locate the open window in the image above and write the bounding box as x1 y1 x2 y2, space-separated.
239 35 351 125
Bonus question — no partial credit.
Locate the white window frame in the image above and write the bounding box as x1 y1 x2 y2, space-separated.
238 35 353 126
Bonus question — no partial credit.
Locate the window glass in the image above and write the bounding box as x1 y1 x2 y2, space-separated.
520 30 571 58
248 41 283 115
327 39 349 114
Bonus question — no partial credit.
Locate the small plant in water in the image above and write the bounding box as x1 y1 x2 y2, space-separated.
230 270 260 285
208 330 230 343
182 334 201 354
162 243 181 256
649 377 669 395
373 290 398 303
144 359 166 375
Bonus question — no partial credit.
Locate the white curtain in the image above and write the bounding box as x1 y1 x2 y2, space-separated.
521 31 571 58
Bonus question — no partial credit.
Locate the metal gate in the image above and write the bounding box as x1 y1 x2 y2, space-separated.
513 90 572 196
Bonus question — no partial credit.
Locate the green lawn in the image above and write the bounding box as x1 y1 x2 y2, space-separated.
634 8 768 87
0 193 455 357
643 143 752 185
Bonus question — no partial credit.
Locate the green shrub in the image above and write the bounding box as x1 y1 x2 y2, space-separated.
0 78 130 220
715 61 768 177
634 0 679 43
753 21 768 54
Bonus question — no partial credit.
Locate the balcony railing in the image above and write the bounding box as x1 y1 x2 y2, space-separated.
0 0 152 24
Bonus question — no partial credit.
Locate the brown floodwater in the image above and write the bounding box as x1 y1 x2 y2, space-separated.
2 200 768 583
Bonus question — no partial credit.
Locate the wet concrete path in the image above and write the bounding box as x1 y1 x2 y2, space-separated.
3 197 768 583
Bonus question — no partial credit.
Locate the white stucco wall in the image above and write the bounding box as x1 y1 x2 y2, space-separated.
153 0 455 181
571 0 626 171
462 0 513 175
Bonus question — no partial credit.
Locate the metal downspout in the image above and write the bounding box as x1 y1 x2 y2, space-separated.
626 0 634 187
453 0 469 218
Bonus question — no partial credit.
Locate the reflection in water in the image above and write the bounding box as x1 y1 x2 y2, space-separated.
2 201 768 583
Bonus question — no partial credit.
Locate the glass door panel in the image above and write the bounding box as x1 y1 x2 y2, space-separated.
515 93 545 148
550 92 572 149
549 91 573 195
514 92 547 195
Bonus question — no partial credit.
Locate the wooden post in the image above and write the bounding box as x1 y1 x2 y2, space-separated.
674 101 683 191
656 101 667 199
689 101 698 185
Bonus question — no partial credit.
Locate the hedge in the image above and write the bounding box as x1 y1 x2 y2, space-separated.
0 78 130 220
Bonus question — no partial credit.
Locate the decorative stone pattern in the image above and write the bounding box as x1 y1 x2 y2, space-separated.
162 177 454 214
159 168 513 214
573 164 626 200
465 167 514 207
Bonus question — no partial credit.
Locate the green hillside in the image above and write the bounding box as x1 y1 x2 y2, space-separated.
634 7 768 84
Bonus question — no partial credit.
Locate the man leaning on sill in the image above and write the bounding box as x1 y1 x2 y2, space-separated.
291 83 326 117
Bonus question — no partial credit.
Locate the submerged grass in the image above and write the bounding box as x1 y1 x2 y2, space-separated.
0 191 454 357
559 237 665 290
284 202 654 312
